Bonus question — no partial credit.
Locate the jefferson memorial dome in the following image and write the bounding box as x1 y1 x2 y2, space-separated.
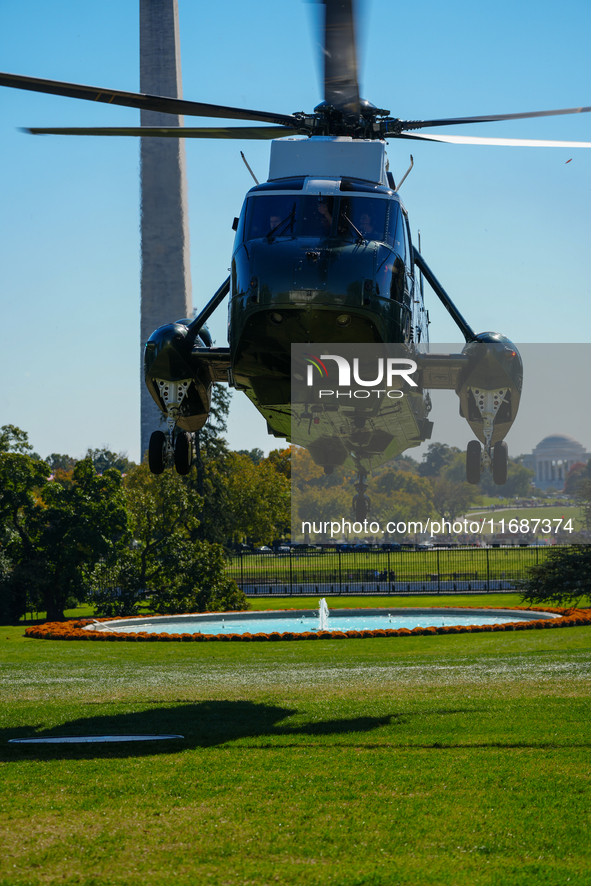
522 434 589 490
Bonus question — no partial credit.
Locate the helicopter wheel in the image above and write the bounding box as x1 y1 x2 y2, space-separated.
174 431 193 476
466 440 482 485
353 493 371 522
492 441 508 486
148 430 166 475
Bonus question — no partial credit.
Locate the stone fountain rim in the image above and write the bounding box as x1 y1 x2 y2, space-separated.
84 606 559 631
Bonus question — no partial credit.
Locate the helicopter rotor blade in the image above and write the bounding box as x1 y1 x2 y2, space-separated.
323 0 360 116
391 132 591 147
23 125 297 139
399 104 591 131
0 71 298 127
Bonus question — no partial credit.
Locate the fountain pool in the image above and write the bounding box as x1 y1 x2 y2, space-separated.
86 605 557 638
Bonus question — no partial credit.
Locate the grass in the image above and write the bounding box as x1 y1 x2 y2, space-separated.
476 496 573 508
247 592 537 610
19 605 96 623
1 600 591 885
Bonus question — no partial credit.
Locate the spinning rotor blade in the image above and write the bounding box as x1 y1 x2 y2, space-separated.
0 71 297 127
393 132 591 147
24 125 296 139
323 0 360 116
400 104 591 131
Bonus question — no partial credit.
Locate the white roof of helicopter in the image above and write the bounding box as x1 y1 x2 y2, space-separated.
268 136 389 187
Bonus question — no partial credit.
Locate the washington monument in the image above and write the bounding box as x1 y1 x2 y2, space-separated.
139 0 192 458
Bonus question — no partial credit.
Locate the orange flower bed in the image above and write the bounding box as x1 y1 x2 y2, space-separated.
23 606 591 643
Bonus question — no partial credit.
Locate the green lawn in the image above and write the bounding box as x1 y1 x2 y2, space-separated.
2 603 590 886
247 592 540 610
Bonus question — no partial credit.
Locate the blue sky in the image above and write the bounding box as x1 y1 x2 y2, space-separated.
1 0 590 462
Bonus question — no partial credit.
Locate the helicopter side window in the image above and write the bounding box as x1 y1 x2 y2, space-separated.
385 201 403 251
233 199 248 247
245 196 300 240
337 197 387 242
300 196 335 238
390 210 406 262
385 207 406 302
403 215 413 266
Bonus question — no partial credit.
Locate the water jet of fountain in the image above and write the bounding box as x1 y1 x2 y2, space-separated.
318 598 330 631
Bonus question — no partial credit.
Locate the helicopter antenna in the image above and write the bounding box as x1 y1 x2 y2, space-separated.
240 150 259 185
395 155 414 191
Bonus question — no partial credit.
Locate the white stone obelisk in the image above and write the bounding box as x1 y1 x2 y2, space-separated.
139 0 192 458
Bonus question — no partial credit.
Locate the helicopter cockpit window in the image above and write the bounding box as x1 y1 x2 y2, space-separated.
337 197 387 243
386 200 404 255
300 196 335 238
392 210 406 261
245 196 299 240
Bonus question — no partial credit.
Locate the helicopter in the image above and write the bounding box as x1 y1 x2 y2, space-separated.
1 0 590 519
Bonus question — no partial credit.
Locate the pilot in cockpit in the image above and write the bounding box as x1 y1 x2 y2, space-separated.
269 214 282 233
358 210 376 238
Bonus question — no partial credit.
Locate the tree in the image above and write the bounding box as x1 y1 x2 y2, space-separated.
388 453 421 473
122 463 201 589
0 550 18 623
35 460 129 620
575 478 591 535
190 383 231 519
191 448 291 546
477 459 534 498
0 449 50 619
199 384 232 455
0 424 34 454
86 448 134 475
290 447 355 539
295 485 352 539
520 546 591 607
564 462 588 495
267 447 291 479
429 477 477 522
371 468 434 532
237 448 264 465
91 463 248 616
223 453 291 544
90 549 145 618
147 538 247 615
0 450 129 620
418 443 458 477
419 440 534 498
46 453 78 474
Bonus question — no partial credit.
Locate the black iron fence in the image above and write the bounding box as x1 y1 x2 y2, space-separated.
227 546 556 596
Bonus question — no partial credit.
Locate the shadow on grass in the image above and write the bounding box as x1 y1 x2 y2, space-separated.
1 699 404 759
3 701 581 758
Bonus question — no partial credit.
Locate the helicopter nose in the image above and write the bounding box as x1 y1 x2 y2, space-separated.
144 322 193 377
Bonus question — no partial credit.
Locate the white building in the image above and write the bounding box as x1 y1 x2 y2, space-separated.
522 434 589 491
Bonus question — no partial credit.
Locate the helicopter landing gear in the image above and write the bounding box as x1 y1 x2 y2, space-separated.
466 385 511 486
466 440 481 485
465 438 508 485
352 468 371 521
147 377 196 475
148 426 195 475
148 430 167 475
174 431 193 475
492 440 508 485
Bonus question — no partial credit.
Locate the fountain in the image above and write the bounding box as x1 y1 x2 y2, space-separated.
84 607 560 638
318 598 330 631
